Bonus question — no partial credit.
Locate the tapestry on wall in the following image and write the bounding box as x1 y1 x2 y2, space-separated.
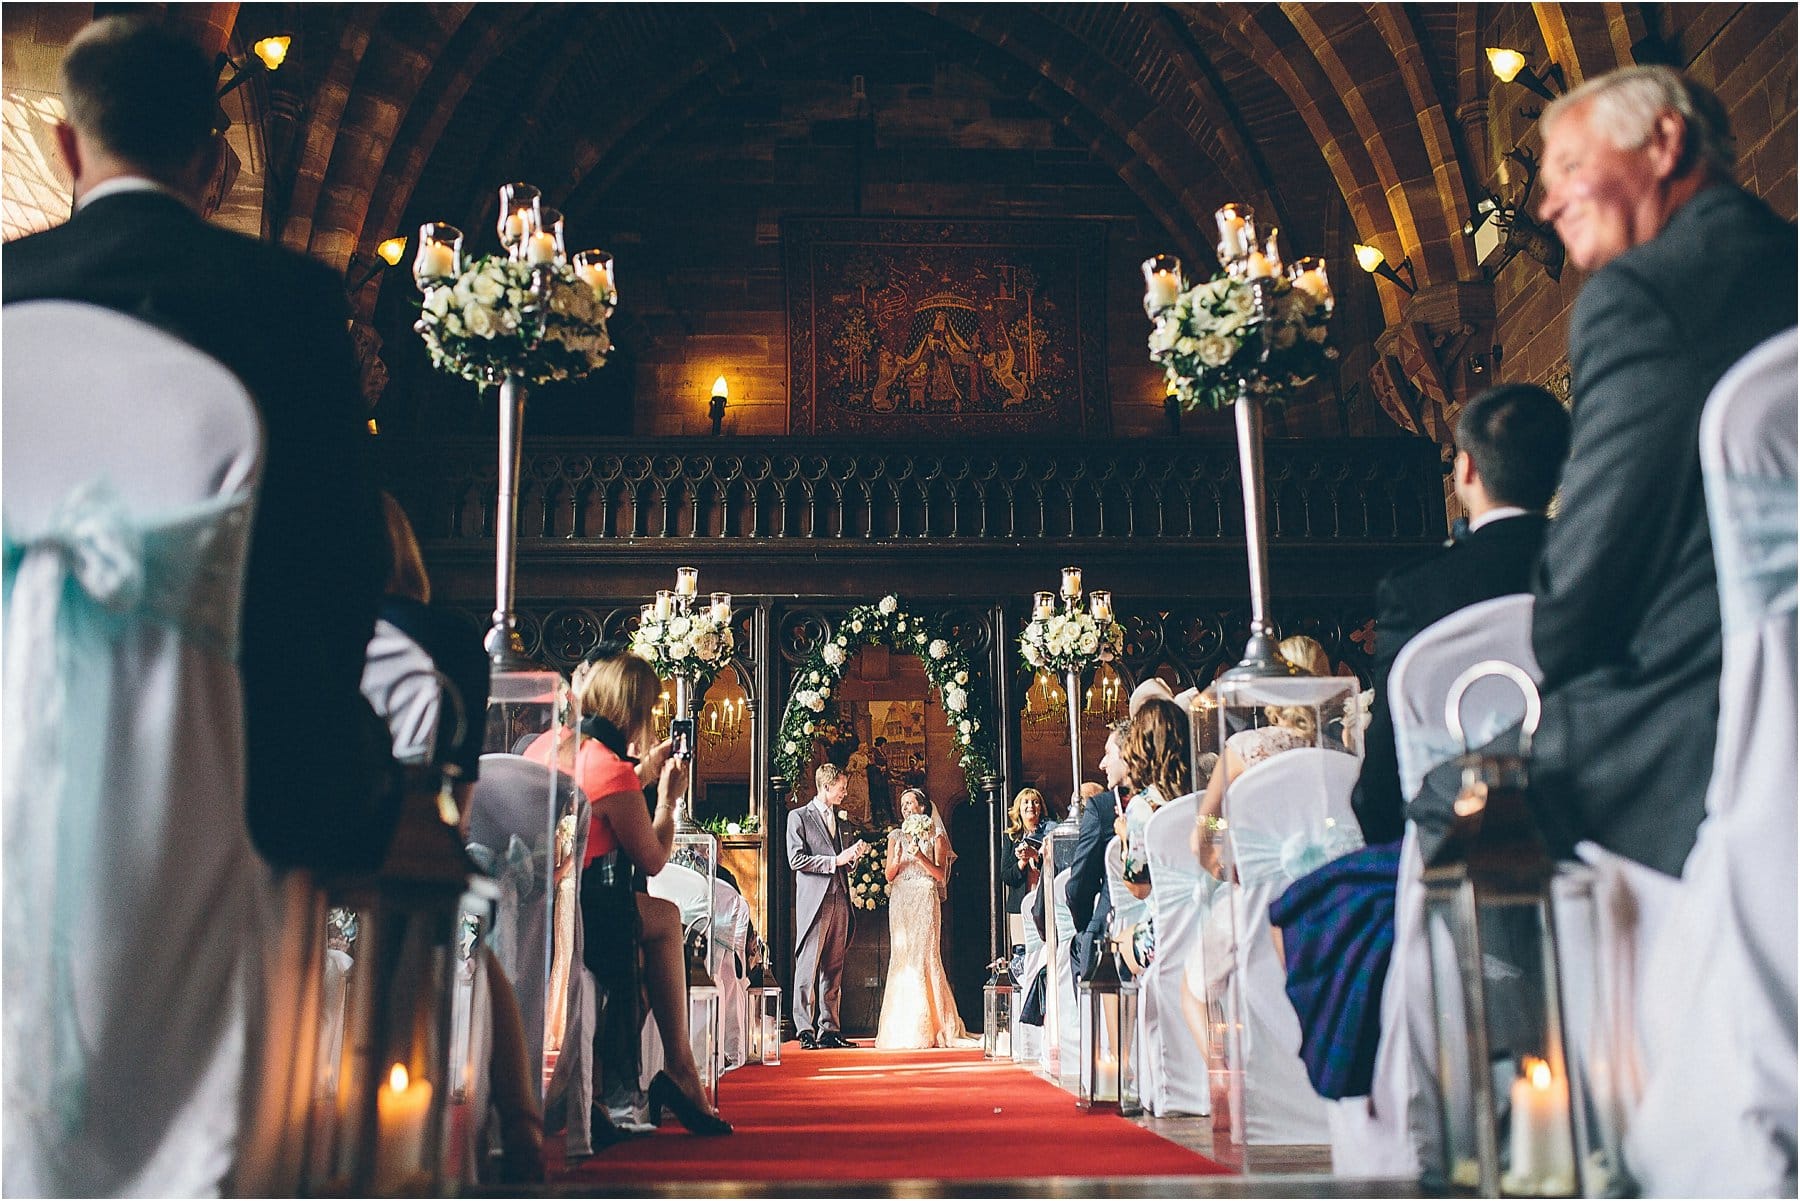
783 217 1109 435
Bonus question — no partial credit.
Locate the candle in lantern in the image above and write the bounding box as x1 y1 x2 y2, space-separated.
655 590 674 619
1141 255 1182 310
1289 256 1333 308
1215 204 1255 260
1034 591 1056 620
996 1029 1012 1058
1060 566 1082 602
417 241 455 281
1245 250 1276 279
676 567 699 598
1504 1056 1576 1195
375 1062 433 1193
711 591 732 622
503 211 526 246
1090 590 1113 622
640 603 656 625
526 230 559 265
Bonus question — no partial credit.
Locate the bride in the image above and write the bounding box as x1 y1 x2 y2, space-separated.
875 788 971 1049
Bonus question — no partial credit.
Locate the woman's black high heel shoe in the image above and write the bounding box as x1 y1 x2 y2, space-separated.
647 1071 733 1135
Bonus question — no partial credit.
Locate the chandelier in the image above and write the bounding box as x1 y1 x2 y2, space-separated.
701 696 747 752
1083 670 1126 726
1023 671 1067 730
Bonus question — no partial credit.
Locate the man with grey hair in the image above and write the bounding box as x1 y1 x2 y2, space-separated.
788 761 868 1048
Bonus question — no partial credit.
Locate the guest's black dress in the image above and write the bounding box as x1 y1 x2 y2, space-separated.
1000 817 1054 913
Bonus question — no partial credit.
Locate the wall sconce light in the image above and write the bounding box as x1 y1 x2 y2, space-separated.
1353 243 1416 294
1468 345 1503 376
348 236 408 290
216 35 290 98
1463 147 1564 282
709 375 729 436
1487 47 1565 116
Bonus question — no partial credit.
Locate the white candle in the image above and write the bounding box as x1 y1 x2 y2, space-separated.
1246 250 1275 279
1219 215 1247 259
1061 566 1082 601
576 263 608 294
526 231 558 265
418 241 455 280
1505 1057 1576 1195
1295 268 1331 305
676 567 698 598
655 590 674 619
1090 590 1113 622
1034 591 1056 620
711 591 732 622
995 1029 1012 1058
375 1062 433 1193
503 211 526 245
1145 270 1180 310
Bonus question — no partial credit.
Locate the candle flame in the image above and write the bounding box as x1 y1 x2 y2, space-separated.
389 1062 410 1092
1525 1057 1552 1089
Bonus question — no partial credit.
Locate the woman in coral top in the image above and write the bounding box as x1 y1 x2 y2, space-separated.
526 652 730 1136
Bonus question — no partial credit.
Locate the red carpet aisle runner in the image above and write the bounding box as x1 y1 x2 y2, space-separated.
556 1046 1231 1186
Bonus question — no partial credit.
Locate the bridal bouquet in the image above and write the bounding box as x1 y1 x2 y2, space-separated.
847 832 891 911
415 255 613 386
1147 272 1332 412
1019 609 1124 676
900 813 933 851
631 606 736 690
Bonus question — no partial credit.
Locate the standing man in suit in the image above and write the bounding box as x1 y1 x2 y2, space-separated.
788 763 868 1049
1065 720 1132 980
1413 67 1795 874
3 17 396 874
1350 384 1570 845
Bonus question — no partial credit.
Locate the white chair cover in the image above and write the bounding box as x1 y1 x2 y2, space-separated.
1224 747 1361 1144
468 753 578 1107
641 862 720 1090
1630 328 1799 1197
712 880 754 1070
1040 866 1079 1079
1366 594 1539 1179
1014 881 1046 1064
1103 836 1136 936
3 302 272 1196
1140 794 1212 1116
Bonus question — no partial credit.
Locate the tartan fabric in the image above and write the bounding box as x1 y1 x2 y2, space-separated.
1267 841 1402 1100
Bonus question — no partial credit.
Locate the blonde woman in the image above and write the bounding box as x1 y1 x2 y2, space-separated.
1001 787 1055 911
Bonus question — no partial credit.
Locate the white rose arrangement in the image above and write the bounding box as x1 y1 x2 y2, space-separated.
773 596 996 796
416 255 614 387
900 812 934 853
1147 272 1333 412
631 606 736 689
1019 608 1125 676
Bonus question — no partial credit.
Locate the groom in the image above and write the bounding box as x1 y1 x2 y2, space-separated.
788 763 867 1049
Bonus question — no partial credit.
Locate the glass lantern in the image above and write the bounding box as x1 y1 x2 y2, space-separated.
670 824 719 967
1042 808 1083 1085
983 955 1017 1060
1075 945 1139 1112
758 986 783 1067
300 773 487 1196
686 933 722 1110
1423 662 1584 1197
476 667 581 1110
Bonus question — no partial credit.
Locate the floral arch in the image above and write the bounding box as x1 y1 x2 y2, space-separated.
773 595 997 798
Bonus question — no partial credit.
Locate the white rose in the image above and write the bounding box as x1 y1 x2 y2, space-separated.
944 686 965 712
970 719 980 731
837 808 849 821
914 632 925 644
818 684 831 700
1198 333 1235 367
929 639 948 659
463 304 495 338
851 620 864 633
795 689 817 710
441 311 465 336
896 618 907 631
669 640 691 659
879 596 898 614
956 671 968 685
785 741 798 754
807 694 826 713
424 287 452 317
960 720 972 735
1225 284 1256 316
693 631 721 660
1079 630 1100 655
810 671 821 683
727 822 741 835
1023 644 1041 666
823 643 846 666
1148 319 1181 354
668 615 692 638
804 721 815 734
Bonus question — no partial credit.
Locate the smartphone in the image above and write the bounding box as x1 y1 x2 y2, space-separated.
669 717 696 761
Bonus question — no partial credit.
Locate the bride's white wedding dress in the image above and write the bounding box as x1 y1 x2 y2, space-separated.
875 830 971 1049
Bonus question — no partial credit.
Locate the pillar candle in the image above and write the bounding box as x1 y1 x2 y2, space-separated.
1505 1057 1576 1195
1034 591 1056 620
374 1063 433 1193
526 231 558 265
676 566 698 597
1061 566 1082 601
1245 250 1275 279
1144 269 1181 310
418 241 456 281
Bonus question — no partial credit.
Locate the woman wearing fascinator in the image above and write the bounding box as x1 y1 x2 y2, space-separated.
875 788 974 1049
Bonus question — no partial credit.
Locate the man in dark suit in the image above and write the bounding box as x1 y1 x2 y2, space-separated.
3 18 397 873
1065 720 1131 980
1350 384 1570 845
1413 66 1797 877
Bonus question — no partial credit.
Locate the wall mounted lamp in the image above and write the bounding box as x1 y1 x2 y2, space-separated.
709 375 729 436
216 35 290 98
1353 243 1416 294
348 236 408 290
1463 147 1564 282
1487 46 1565 118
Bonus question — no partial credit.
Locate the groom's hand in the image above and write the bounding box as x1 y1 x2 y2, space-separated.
834 840 866 866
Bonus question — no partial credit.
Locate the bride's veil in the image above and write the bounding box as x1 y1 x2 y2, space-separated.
931 807 955 898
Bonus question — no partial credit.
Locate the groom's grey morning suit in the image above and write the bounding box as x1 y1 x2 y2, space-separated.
789 798 854 1038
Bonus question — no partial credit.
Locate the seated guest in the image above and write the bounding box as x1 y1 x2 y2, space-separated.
527 653 730 1136
1414 66 1797 876
1350 384 1569 845
1114 698 1194 976
1002 787 1055 913
1063 720 1132 980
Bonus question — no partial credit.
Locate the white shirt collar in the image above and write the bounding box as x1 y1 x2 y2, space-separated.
77 175 191 212
1468 505 1529 533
